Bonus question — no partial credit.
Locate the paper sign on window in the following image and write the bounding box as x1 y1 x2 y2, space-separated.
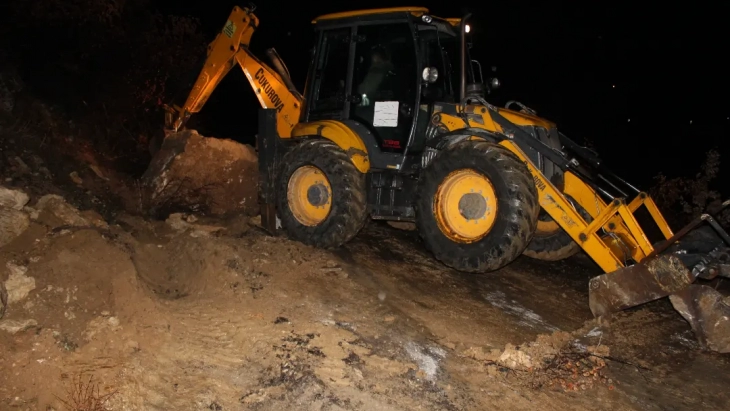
373 101 399 127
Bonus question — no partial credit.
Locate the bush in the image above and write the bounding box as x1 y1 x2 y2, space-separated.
0 0 206 160
650 149 729 228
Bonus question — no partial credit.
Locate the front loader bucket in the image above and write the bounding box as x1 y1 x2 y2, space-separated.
588 254 694 317
588 201 730 318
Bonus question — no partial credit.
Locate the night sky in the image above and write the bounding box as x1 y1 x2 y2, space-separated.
154 0 729 192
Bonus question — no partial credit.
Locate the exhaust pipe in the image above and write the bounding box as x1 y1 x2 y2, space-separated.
459 13 472 101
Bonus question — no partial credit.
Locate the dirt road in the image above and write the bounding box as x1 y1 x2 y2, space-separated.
2 209 728 410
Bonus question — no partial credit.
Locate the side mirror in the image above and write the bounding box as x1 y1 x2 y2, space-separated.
490 77 500 89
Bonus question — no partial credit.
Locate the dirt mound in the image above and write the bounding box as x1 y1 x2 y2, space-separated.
2 156 729 410
141 129 259 218
0 186 134 346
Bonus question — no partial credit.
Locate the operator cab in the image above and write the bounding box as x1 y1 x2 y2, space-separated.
304 8 483 164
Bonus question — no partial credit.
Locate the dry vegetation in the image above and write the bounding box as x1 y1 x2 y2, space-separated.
0 0 206 169
56 374 117 411
651 148 729 227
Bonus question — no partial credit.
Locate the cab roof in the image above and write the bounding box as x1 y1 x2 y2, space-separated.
312 7 458 25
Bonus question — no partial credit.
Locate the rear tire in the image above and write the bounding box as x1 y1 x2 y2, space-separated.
523 195 593 261
415 141 540 273
276 139 367 249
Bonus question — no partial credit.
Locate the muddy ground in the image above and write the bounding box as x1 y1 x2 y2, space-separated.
1 129 729 411
1 207 729 410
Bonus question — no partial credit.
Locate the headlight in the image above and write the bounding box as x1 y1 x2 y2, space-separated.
422 67 439 83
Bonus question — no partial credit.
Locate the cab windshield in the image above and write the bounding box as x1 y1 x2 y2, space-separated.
416 19 472 103
417 24 457 103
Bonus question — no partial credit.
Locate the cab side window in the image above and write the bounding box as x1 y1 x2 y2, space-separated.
310 28 350 118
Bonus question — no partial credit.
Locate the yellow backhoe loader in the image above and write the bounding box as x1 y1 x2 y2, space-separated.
162 5 730 328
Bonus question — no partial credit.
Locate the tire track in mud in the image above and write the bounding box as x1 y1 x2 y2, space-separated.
115 301 269 410
115 294 474 411
106 225 473 410
338 223 592 348
9 215 728 410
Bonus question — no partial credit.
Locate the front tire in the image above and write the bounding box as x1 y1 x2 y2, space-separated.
276 139 368 249
523 195 593 261
415 141 540 273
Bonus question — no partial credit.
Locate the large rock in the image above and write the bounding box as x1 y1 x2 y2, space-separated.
0 186 30 247
3 263 35 304
0 208 29 247
0 186 29 210
34 194 94 228
141 130 259 217
670 285 730 353
0 318 37 334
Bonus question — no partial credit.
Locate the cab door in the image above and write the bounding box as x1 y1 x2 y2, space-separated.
349 21 419 153
306 27 353 122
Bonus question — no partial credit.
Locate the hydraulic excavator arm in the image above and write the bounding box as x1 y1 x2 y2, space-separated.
163 5 303 138
432 103 730 321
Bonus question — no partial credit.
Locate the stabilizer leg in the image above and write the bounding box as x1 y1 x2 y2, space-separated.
257 109 283 234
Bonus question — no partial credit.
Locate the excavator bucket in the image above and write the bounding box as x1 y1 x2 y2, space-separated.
588 201 730 318
505 140 728 323
588 254 694 317
506 136 730 348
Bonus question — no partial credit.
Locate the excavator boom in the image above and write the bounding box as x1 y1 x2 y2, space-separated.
164 6 302 138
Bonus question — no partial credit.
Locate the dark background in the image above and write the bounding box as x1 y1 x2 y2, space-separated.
2 0 728 194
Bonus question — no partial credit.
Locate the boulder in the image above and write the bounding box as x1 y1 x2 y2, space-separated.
141 130 259 217
0 186 29 210
670 285 730 353
3 263 35 304
34 194 92 228
165 212 227 237
0 208 29 247
0 186 31 247
0 319 37 334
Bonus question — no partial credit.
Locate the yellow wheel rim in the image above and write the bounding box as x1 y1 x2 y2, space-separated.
287 165 332 226
536 218 560 234
434 169 498 243
535 192 575 236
